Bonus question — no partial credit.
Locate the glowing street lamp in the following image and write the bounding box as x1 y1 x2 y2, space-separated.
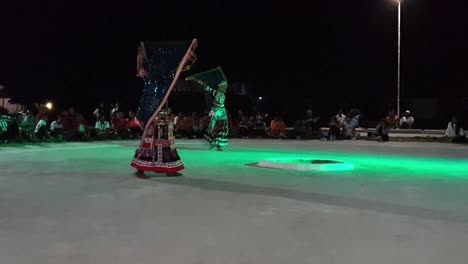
396 0 402 118
45 102 53 110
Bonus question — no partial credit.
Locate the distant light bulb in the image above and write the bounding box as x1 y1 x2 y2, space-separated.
45 102 53 110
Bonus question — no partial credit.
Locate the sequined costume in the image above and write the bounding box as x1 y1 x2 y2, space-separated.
186 67 228 149
131 111 184 173
131 40 197 174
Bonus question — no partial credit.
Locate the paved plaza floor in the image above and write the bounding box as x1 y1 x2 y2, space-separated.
1 139 468 264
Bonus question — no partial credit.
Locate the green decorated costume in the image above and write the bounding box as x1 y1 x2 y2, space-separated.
186 67 228 150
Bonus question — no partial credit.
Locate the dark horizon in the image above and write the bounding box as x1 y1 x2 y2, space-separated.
1 0 468 125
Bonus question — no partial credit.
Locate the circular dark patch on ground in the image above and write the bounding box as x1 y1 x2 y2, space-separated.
247 158 354 172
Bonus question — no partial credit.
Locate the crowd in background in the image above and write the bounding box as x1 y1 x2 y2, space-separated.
0 103 142 144
0 102 466 144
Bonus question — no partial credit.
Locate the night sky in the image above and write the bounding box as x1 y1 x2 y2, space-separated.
1 0 468 122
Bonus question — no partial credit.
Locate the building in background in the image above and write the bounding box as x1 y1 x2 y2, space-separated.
0 85 26 113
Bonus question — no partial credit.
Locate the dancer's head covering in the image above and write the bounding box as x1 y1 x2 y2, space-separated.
135 40 197 127
186 67 227 94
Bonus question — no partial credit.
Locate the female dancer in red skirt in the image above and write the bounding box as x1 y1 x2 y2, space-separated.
131 40 197 179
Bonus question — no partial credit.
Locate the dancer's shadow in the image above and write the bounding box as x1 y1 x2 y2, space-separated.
176 146 210 151
145 174 185 178
154 177 468 224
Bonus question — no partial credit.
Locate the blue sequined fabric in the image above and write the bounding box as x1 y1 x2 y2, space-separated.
136 41 191 126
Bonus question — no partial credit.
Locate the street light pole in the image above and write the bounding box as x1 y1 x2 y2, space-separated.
397 0 401 118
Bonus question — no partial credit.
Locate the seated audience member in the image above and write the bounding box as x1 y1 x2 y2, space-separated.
50 115 65 141
328 116 339 140
5 114 24 143
168 108 176 123
385 110 399 128
290 110 321 139
179 115 194 138
199 113 210 134
128 111 141 138
24 110 37 128
335 109 346 126
111 102 120 117
253 115 266 137
342 115 360 140
305 109 314 123
239 115 250 138
62 107 78 140
399 110 415 129
368 119 391 142
267 115 286 138
227 110 234 135
112 112 129 138
249 116 256 131
77 114 90 140
21 111 37 142
35 115 50 142
445 116 465 142
191 112 202 139
174 112 184 136
93 103 105 121
303 110 320 128
95 115 111 139
232 110 244 136
110 112 117 126
237 110 244 121
174 112 183 127
295 110 313 128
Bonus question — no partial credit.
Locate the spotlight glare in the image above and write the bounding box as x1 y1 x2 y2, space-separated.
45 102 53 110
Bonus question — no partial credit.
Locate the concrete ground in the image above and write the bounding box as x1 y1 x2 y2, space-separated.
1 139 468 264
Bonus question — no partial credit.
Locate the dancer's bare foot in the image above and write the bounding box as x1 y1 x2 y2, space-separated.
135 170 150 179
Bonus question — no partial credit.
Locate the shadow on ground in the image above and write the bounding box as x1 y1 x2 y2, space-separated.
154 177 468 224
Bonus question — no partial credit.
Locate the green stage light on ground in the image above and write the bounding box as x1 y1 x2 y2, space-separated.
257 158 354 172
177 148 468 179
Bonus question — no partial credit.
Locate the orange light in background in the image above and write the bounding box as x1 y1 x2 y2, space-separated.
45 102 53 110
